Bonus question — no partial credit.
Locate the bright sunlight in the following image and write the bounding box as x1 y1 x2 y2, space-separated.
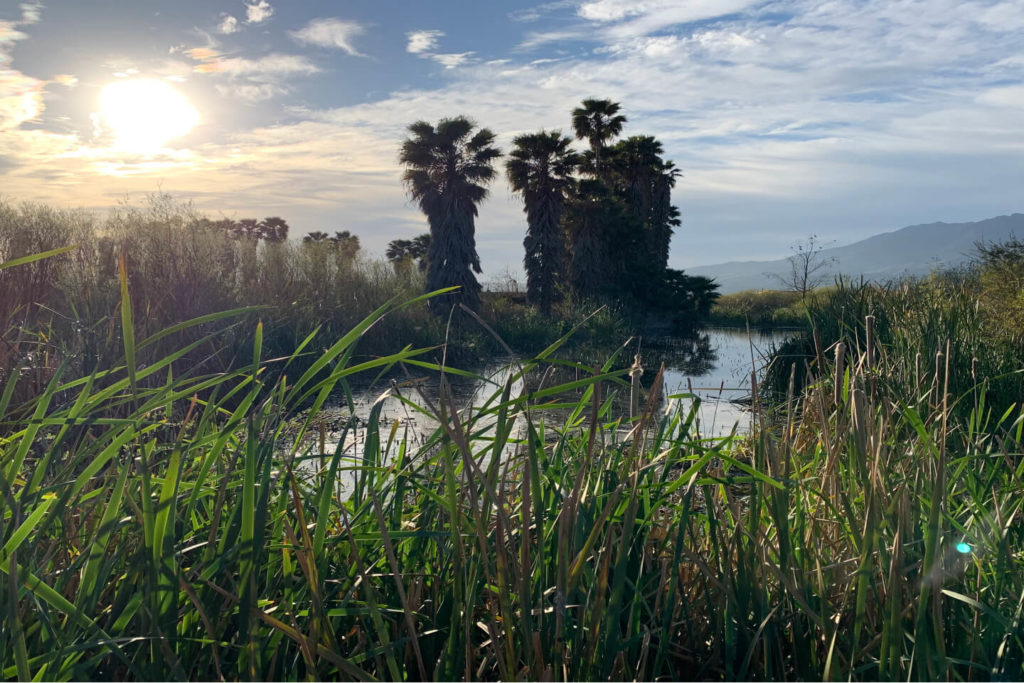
98 79 199 153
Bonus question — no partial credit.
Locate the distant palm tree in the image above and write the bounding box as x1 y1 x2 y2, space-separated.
258 217 289 243
330 230 360 259
236 218 261 241
571 98 626 176
400 117 501 311
303 231 330 243
506 130 579 314
386 233 431 273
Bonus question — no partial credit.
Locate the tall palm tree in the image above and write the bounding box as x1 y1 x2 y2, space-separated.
571 98 626 176
651 162 681 270
506 130 579 314
610 135 675 269
400 117 501 311
567 179 613 301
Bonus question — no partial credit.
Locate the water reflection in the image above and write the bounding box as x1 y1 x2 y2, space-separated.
314 327 789 455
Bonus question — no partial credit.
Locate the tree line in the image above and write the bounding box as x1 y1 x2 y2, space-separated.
394 98 719 322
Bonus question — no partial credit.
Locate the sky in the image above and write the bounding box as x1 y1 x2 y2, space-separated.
2 0 1023 279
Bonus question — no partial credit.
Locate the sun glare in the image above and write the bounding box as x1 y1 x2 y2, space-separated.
98 79 200 153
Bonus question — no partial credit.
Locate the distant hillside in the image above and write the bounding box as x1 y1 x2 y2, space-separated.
687 214 1024 294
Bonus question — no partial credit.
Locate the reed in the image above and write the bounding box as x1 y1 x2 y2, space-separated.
1 255 1022 680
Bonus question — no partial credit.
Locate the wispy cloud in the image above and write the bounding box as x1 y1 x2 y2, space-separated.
187 50 319 77
290 18 366 57
182 47 318 101
431 52 475 69
406 30 443 54
245 1 273 25
215 82 285 102
0 72 44 130
19 2 43 25
508 1 577 23
51 74 78 87
0 16 42 131
403 30 474 69
217 15 239 34
520 0 760 48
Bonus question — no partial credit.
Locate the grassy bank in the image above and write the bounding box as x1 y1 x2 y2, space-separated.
1 265 1022 680
762 270 1024 420
707 288 828 328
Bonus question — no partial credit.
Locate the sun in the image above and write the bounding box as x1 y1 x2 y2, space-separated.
98 79 200 153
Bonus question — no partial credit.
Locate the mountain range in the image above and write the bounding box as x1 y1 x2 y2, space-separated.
686 214 1024 294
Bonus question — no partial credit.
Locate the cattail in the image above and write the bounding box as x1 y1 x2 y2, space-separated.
865 315 875 369
834 341 846 405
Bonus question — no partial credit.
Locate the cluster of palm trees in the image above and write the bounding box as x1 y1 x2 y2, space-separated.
385 233 431 273
199 216 291 243
302 229 361 260
400 99 715 318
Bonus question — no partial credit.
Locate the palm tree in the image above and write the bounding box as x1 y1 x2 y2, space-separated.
258 217 289 243
330 230 360 260
651 163 681 270
610 135 675 270
400 117 501 311
386 233 431 274
303 231 330 243
506 130 579 314
571 98 626 176
566 179 613 301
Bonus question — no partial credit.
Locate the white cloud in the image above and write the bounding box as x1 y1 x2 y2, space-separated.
406 30 443 54
976 85 1024 108
19 2 43 24
0 76 43 130
215 82 286 102
290 18 366 56
432 52 475 69
196 53 320 77
51 74 78 88
245 1 273 24
218 15 239 34
578 0 646 22
0 18 43 131
976 2 1024 31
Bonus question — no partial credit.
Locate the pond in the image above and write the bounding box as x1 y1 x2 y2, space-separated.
660 327 794 436
309 327 793 462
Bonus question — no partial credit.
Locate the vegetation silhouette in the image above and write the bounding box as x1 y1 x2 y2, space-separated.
506 130 580 314
399 117 501 313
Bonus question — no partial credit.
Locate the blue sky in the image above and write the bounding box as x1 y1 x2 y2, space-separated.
2 0 1023 279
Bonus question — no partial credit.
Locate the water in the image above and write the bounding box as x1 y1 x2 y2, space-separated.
311 327 792 457
660 328 792 436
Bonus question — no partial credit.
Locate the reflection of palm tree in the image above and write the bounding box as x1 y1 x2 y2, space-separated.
506 131 579 314
400 117 501 311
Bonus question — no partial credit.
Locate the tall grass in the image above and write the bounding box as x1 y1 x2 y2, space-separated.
1 249 1022 679
0 197 643 407
763 275 1024 418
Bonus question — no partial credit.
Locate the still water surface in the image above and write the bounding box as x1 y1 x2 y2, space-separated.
325 327 792 449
